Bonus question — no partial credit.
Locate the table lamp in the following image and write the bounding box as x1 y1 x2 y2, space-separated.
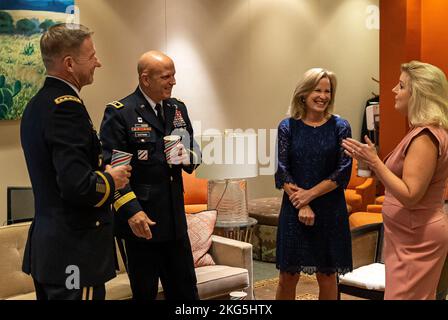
195 132 258 224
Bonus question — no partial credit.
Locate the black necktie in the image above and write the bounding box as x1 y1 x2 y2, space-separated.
155 103 165 128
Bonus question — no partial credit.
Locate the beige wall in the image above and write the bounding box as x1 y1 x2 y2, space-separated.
0 0 379 224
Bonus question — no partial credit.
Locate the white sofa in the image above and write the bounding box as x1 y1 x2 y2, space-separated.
0 222 253 300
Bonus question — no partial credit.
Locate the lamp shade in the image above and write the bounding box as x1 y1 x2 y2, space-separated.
195 132 258 180
196 163 258 180
194 132 258 223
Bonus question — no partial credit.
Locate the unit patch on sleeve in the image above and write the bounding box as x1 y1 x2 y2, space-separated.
138 150 149 161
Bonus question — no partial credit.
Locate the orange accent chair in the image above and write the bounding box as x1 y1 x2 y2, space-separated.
349 210 383 229
182 170 208 214
349 201 383 230
349 181 448 230
344 159 377 212
366 204 382 213
375 195 385 205
376 181 448 203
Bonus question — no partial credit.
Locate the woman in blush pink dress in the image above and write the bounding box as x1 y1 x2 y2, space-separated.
342 61 448 300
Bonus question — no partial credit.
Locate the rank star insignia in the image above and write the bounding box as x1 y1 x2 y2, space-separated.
55 95 82 105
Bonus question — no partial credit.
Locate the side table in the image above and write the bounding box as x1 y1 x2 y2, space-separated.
213 217 258 300
214 217 258 243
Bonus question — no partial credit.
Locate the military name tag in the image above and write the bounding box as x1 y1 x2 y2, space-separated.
131 123 151 132
138 150 149 161
135 132 150 138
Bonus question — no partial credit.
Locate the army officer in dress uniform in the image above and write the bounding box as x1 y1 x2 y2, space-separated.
20 23 131 300
99 50 201 300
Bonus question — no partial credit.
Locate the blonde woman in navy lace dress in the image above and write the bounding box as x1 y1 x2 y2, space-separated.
275 68 353 300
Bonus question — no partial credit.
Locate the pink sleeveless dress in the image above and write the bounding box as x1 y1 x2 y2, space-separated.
382 126 448 300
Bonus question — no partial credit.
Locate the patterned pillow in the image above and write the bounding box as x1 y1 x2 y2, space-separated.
186 210 217 267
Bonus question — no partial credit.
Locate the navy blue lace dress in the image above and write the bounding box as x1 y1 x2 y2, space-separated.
275 115 353 275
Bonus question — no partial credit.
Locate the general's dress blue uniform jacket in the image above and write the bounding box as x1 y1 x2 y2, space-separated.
99 88 200 242
20 77 117 287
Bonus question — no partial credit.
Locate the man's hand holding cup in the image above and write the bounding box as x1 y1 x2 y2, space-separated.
106 149 133 189
171 143 190 165
164 135 190 165
105 164 131 190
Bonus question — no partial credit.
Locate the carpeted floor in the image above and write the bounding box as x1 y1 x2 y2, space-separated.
254 274 320 300
253 262 366 300
253 275 366 300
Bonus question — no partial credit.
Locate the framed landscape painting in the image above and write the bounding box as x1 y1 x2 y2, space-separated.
0 0 75 120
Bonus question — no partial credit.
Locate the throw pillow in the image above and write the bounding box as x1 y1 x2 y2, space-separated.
186 209 217 267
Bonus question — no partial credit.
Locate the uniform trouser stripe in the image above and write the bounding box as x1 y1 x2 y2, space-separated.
82 287 94 300
121 239 130 272
33 278 105 300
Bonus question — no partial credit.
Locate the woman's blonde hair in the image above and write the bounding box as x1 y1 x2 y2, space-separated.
289 68 337 119
401 61 448 129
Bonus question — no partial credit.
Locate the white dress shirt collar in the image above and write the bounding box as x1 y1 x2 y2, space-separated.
139 85 163 115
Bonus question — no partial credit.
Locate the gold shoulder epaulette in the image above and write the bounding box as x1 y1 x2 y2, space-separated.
107 101 124 109
54 95 82 105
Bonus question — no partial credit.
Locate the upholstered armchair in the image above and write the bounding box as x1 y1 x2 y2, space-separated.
344 158 376 212
349 209 383 230
183 170 208 214
1 223 253 300
339 222 448 300
373 182 448 205
338 223 385 300
375 195 384 205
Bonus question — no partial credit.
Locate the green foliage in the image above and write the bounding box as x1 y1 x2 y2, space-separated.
0 11 14 34
39 19 55 31
22 42 35 56
16 18 39 35
0 75 22 120
1 13 57 35
0 33 45 120
14 79 22 95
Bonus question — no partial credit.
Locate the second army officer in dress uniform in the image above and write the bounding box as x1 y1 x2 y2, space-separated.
20 23 131 300
99 50 201 300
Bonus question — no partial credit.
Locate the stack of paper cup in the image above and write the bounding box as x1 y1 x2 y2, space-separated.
163 135 181 164
111 149 133 167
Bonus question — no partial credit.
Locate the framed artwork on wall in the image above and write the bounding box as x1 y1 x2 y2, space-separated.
0 0 75 120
